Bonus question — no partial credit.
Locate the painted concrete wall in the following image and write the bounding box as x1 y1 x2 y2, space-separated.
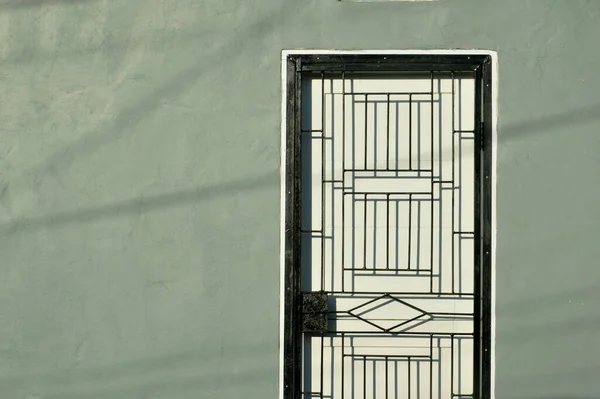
0 1 599 398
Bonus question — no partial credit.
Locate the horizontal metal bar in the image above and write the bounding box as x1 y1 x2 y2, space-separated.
296 53 490 64
342 354 431 359
295 54 490 72
344 191 432 195
343 92 432 96
344 268 433 272
353 176 431 193
302 63 480 72
321 331 474 336
430 312 474 316
344 168 433 173
312 291 474 297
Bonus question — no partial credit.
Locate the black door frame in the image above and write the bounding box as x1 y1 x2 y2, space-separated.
282 53 493 399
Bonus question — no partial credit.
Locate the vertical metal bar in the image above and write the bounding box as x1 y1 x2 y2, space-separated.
372 355 377 399
430 191 434 289
352 348 356 399
430 71 435 282
374 102 378 174
408 357 412 399
342 72 346 292
409 94 413 170
457 338 462 395
430 182 434 293
386 194 390 270
320 334 325 399
395 360 399 399
396 101 399 175
396 198 400 272
329 77 336 294
387 93 391 170
283 54 302 399
363 356 367 399
451 72 456 295
429 335 433 399
431 71 434 176
417 102 421 175
429 75 435 289
408 194 412 270
451 335 455 397
481 56 493 399
416 201 421 271
385 356 389 399
364 94 368 170
386 92 391 270
321 72 326 291
373 197 377 270
341 334 345 399
458 75 464 297
352 87 356 276
473 65 483 399
363 193 368 269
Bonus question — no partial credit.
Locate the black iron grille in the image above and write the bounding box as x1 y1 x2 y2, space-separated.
284 54 492 399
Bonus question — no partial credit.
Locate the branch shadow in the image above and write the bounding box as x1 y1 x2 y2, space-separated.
0 169 279 234
0 0 101 9
0 340 275 397
0 2 288 235
500 103 600 141
4 51 598 240
23 1 285 185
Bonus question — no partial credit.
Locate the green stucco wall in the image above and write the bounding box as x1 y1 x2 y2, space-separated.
1 1 599 398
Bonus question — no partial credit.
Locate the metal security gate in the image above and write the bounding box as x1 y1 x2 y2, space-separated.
283 54 492 399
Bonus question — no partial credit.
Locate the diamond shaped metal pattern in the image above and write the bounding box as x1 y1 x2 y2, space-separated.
348 294 430 333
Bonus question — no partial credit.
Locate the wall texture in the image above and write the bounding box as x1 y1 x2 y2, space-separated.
0 0 599 398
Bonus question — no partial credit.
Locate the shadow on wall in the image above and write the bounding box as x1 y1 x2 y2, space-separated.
20 0 286 183
500 103 600 141
0 0 297 234
0 340 275 398
2 100 600 235
0 0 101 9
0 1 599 236
0 1 599 397
0 170 279 233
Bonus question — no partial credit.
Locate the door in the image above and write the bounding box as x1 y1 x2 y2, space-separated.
283 54 493 399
